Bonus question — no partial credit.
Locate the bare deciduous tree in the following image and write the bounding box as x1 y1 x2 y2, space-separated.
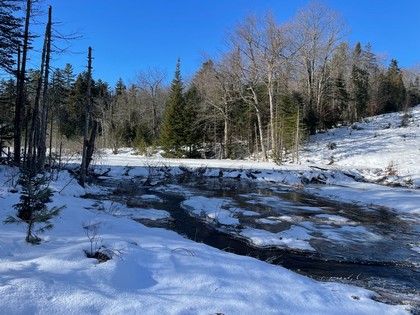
291 1 348 133
136 67 167 140
228 15 268 161
193 56 240 159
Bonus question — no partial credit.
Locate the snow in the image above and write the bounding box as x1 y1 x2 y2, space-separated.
301 105 420 188
239 226 315 251
1 106 420 314
181 196 240 226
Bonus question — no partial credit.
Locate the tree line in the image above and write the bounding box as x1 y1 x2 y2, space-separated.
1 0 419 168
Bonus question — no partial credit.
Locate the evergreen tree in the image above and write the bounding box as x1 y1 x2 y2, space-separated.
407 76 420 107
362 43 380 115
379 59 406 113
160 58 189 156
276 92 306 163
0 78 16 147
0 0 23 74
62 63 76 90
115 78 126 95
4 168 64 244
328 71 349 125
108 80 132 152
60 72 99 139
349 43 369 121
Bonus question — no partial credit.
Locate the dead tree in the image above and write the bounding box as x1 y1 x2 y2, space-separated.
14 0 31 165
79 46 92 187
37 5 52 172
27 5 51 170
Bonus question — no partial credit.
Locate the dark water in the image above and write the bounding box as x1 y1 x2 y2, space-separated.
92 177 420 311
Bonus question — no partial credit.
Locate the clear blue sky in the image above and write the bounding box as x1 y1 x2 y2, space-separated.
40 0 419 87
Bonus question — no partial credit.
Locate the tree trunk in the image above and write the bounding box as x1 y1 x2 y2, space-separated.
79 47 92 187
294 107 300 163
223 101 229 159
250 87 267 161
27 19 48 170
14 0 31 165
86 120 97 171
38 6 52 172
268 81 275 156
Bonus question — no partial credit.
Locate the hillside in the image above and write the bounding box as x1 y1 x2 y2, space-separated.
301 105 420 188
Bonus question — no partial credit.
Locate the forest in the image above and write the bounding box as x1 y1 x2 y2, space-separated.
1 0 420 171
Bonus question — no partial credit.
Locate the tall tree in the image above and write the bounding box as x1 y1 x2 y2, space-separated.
160 58 188 156
0 78 16 148
257 14 294 156
349 42 369 122
38 3 52 172
60 72 94 138
361 43 380 115
26 5 52 171
379 59 406 113
48 67 67 165
79 46 93 187
193 58 240 159
14 0 32 165
62 63 75 90
107 79 130 153
136 67 167 141
228 15 269 161
291 1 347 134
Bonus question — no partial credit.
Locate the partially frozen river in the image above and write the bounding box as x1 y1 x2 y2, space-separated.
91 177 419 308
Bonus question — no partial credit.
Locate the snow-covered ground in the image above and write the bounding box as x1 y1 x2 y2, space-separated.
301 105 420 188
1 106 419 314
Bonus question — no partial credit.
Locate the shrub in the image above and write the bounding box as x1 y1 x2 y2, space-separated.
4 168 64 244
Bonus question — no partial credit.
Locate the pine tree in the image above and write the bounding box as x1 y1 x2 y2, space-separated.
362 43 380 115
108 80 132 153
0 0 23 74
4 168 64 244
0 78 16 148
63 63 76 90
349 43 369 122
60 72 96 139
160 58 189 156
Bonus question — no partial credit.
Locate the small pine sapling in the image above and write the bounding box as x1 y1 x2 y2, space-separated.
4 168 65 244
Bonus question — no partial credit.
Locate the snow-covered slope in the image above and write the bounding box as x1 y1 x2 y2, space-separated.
301 105 420 188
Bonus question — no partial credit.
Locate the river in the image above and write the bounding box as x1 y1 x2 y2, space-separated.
90 176 420 310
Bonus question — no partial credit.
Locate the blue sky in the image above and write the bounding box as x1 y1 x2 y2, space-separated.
40 0 419 87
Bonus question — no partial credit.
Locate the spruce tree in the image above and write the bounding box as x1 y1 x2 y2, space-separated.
0 78 16 148
350 43 369 121
379 59 406 113
4 168 64 244
0 0 23 74
160 58 188 156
